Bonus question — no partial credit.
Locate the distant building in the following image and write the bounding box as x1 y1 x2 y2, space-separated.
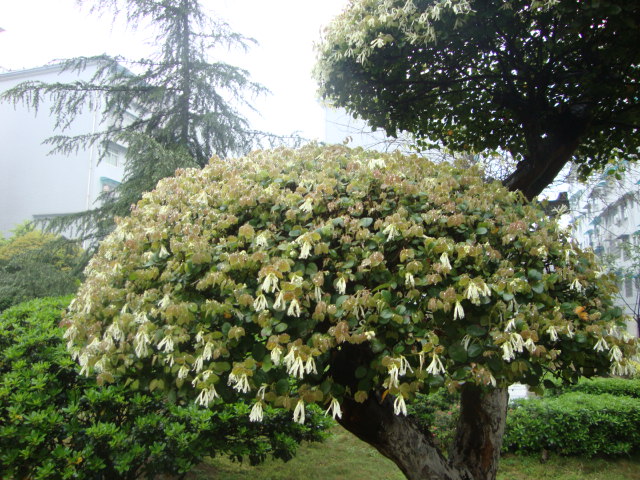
0 63 125 239
568 164 640 337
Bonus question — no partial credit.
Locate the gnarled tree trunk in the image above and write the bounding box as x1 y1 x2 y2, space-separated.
330 345 509 480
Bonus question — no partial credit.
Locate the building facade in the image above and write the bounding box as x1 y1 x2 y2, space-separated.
0 63 125 239
568 164 640 337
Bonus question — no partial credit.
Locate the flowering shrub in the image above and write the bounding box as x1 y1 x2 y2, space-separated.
64 144 637 425
0 297 328 480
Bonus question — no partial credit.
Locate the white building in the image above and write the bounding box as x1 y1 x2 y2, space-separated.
568 163 640 337
0 63 125 238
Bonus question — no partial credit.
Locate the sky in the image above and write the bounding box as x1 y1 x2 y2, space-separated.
0 0 350 140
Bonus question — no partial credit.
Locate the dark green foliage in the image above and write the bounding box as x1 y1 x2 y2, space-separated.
316 0 640 198
565 377 640 399
0 297 329 480
0 227 83 311
407 390 460 448
503 392 640 457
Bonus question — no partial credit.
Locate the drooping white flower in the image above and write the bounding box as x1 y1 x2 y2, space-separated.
257 384 267 399
565 324 575 339
462 335 472 351
158 244 171 258
256 232 269 248
570 278 584 293
284 348 305 379
546 326 559 342
157 335 175 353
405 272 415 287
502 341 515 362
304 356 317 375
314 285 323 302
299 240 312 259
253 294 268 312
273 291 286 311
134 330 151 358
387 365 400 389
609 345 623 363
293 399 306 424
393 395 407 416
505 318 516 332
336 277 347 295
202 341 213 361
262 272 280 293
300 198 314 213
193 355 204 373
426 353 445 376
195 386 219 406
465 283 482 305
368 157 386 169
271 346 283 366
383 224 399 242
177 365 189 380
524 338 536 353
228 372 251 393
249 402 264 422
398 356 413 376
325 397 343 420
287 298 301 317
453 301 465 320
418 352 425 371
611 361 633 377
594 336 609 352
440 252 452 270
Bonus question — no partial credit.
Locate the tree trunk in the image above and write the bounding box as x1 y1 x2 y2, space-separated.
330 345 509 480
502 114 589 200
337 386 508 480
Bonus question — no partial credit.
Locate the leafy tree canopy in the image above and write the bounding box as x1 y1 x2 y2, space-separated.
315 0 640 199
64 144 637 479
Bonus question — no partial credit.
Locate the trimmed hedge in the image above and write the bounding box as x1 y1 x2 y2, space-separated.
565 377 640 398
503 392 640 457
0 297 329 480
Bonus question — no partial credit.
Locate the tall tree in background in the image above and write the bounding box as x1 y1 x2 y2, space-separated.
2 0 266 242
315 0 640 200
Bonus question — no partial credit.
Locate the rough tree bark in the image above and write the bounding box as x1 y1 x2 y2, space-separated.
330 344 509 480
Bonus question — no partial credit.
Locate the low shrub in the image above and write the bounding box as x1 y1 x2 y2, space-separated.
0 224 84 311
0 297 329 480
565 377 640 398
503 392 640 457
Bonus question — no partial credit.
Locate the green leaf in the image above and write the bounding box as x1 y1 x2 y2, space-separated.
355 366 368 379
466 325 487 337
448 343 468 363
467 344 483 358
359 217 373 227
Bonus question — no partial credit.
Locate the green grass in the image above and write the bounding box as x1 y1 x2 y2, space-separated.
186 426 640 480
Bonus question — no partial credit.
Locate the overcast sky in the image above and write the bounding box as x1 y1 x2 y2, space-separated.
0 0 349 140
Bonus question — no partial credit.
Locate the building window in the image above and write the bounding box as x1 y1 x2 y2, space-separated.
100 177 120 200
625 277 634 297
103 142 126 167
620 235 630 261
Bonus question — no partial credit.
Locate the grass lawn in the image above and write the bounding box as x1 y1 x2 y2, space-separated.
186 426 640 480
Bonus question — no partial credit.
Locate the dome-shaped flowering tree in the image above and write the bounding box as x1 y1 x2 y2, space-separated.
64 144 637 480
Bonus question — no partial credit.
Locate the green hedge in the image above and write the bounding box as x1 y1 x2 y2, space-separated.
503 392 640 457
0 297 329 480
565 377 640 398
